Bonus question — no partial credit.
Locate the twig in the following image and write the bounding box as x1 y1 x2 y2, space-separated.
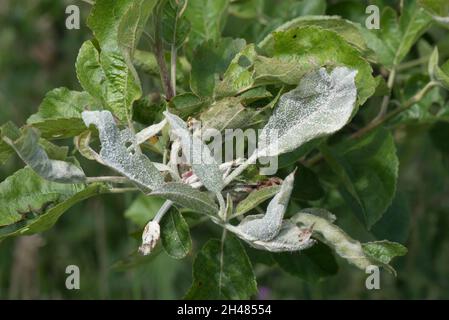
373 68 396 122
218 228 227 297
351 81 438 139
86 176 130 184
170 44 177 96
108 188 139 193
154 200 174 223
153 3 175 100
223 153 258 186
396 55 430 71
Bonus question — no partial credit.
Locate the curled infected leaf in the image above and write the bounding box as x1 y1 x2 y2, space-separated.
2 126 86 183
236 171 295 242
82 110 164 191
74 130 99 161
135 119 167 145
292 209 373 270
164 111 224 193
235 221 315 253
258 67 357 157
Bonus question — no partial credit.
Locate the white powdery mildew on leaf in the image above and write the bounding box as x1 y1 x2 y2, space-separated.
135 119 167 145
82 110 164 191
3 127 85 184
241 221 315 253
292 209 372 270
225 170 316 253
150 182 219 216
236 171 295 241
163 111 224 193
258 67 358 157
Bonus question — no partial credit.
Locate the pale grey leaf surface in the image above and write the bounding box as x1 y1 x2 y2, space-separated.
2 127 85 183
164 111 224 193
135 119 167 145
236 171 295 241
82 110 164 191
258 67 357 157
151 183 218 216
292 209 372 270
232 220 315 253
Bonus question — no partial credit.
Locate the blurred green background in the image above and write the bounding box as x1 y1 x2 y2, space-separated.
1 0 449 299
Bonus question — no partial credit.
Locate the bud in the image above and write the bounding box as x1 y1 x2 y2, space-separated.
138 221 160 256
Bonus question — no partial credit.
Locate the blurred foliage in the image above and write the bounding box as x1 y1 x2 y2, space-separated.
0 0 449 299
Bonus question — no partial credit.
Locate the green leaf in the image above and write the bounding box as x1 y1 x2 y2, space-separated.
199 97 260 131
392 74 446 125
133 49 159 76
259 15 368 55
185 235 257 299
0 125 14 165
254 26 376 105
258 67 357 157
151 183 218 216
184 0 230 49
429 47 449 89
27 88 98 139
418 0 449 24
360 4 432 68
292 164 324 202
234 185 281 217
215 44 257 98
228 0 264 19
160 206 192 259
277 138 324 169
0 177 106 238
86 0 154 122
118 0 157 56
237 86 272 105
190 38 246 97
321 128 399 228
273 241 338 283
169 93 206 118
371 193 411 244
164 111 224 192
124 194 166 228
76 40 107 106
362 241 408 265
430 121 449 155
2 126 86 183
161 0 191 48
0 168 86 227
